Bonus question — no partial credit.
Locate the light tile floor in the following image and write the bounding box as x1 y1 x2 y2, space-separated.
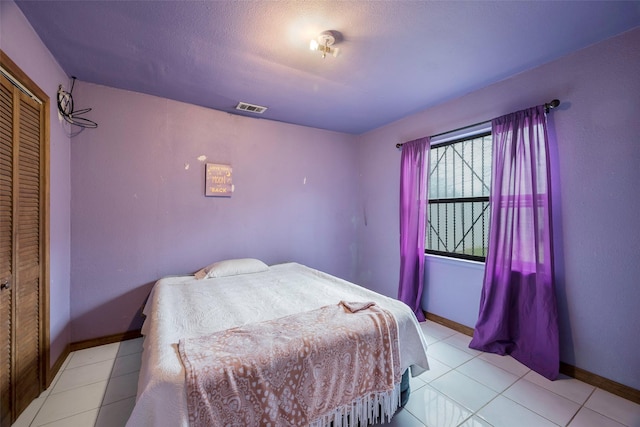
12 321 640 427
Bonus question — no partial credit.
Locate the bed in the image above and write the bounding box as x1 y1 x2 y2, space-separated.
126 260 429 427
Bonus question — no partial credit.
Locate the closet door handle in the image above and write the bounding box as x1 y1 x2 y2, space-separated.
0 280 10 290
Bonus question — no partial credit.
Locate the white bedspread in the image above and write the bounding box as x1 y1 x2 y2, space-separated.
126 262 429 427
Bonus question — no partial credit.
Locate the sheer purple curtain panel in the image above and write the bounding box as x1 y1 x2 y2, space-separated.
469 105 560 380
398 137 430 322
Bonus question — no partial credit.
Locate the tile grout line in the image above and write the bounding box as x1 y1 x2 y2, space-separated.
568 387 631 427
19 340 145 427
98 348 119 412
466 361 564 426
26 353 75 427
32 408 99 427
48 357 116 395
422 323 637 427
497 373 628 427
455 352 502 427
18 329 636 427
460 351 527 426
424 325 551 427
26 350 115 427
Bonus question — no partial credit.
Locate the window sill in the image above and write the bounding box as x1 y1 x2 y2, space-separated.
425 253 485 270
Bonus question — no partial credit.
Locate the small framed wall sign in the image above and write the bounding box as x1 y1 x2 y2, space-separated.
205 163 233 197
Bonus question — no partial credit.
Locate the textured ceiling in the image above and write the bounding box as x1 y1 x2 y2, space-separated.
14 1 640 134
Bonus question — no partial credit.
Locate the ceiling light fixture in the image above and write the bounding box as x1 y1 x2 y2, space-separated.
310 30 340 58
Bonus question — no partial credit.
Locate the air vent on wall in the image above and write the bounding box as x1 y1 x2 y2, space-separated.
235 102 267 114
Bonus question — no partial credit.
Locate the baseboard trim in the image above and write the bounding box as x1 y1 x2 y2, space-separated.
47 345 70 387
70 329 143 352
560 362 640 405
424 311 640 404
425 311 474 336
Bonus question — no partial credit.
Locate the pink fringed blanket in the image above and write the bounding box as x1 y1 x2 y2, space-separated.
178 301 400 427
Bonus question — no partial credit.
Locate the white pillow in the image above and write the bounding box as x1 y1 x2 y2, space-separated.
194 258 269 280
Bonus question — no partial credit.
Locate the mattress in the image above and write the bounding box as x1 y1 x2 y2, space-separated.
126 262 429 427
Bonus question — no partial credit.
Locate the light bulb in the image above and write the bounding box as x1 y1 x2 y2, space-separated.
309 40 319 51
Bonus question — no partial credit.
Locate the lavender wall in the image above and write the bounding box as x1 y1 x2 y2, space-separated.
1 0 72 368
69 83 359 342
356 28 640 390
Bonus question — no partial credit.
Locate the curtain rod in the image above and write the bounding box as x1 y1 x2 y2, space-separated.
395 99 560 149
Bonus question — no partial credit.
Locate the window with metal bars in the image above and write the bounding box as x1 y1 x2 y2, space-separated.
426 131 492 262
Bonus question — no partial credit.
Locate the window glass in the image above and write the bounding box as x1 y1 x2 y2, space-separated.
426 132 492 261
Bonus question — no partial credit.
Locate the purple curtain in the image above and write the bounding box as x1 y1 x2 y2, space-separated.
469 106 559 380
398 137 430 322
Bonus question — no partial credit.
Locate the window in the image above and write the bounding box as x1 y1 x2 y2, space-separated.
426 127 492 261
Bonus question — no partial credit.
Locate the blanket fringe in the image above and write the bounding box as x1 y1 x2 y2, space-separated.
309 382 401 427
